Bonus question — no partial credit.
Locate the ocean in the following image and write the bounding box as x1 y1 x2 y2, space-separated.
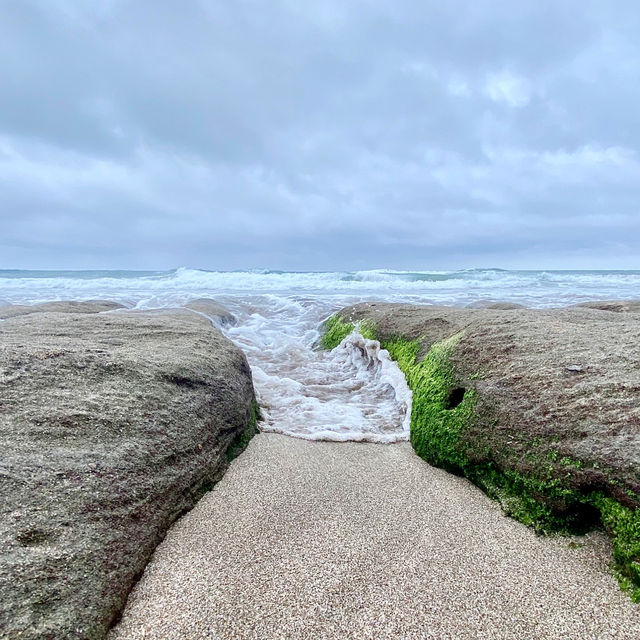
1 268 638 442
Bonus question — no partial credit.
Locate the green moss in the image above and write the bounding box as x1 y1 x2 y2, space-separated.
359 321 377 341
226 400 261 463
321 315 354 349
383 333 474 471
559 456 584 470
471 463 592 533
380 333 582 532
591 494 640 602
320 314 376 349
323 322 640 600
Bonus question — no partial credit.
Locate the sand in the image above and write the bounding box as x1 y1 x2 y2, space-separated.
109 433 640 640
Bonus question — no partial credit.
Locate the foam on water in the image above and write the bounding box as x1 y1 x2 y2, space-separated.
247 331 411 443
1 268 639 442
215 295 411 442
2 267 640 304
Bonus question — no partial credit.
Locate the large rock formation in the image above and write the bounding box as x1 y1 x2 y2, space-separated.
328 302 640 599
0 305 257 639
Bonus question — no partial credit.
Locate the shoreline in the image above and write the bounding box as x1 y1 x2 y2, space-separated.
2 296 639 638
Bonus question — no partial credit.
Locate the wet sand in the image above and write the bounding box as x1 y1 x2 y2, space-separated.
110 433 640 640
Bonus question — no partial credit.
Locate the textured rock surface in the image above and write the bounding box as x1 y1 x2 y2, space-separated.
0 308 256 639
185 298 236 327
572 300 640 313
333 302 640 597
337 301 640 505
465 300 525 309
0 300 125 319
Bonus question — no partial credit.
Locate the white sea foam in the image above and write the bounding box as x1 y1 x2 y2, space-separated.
2 267 639 307
217 297 411 442
243 329 411 443
1 268 639 442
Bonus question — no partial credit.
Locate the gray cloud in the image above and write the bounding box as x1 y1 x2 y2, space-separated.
1 0 639 270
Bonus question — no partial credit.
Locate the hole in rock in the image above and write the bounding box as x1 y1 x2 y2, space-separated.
556 500 602 536
574 502 603 535
446 387 466 410
16 528 57 547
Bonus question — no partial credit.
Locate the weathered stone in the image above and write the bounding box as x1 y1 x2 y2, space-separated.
0 300 125 319
465 300 526 310
572 300 640 313
0 308 256 639
185 298 237 326
337 302 640 506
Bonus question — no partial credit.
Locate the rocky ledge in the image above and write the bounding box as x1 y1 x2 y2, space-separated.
0 303 258 639
325 302 640 600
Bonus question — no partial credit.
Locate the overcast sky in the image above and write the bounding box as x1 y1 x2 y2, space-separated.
1 1 639 271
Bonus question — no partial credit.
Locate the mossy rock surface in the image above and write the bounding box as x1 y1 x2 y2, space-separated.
328 301 640 600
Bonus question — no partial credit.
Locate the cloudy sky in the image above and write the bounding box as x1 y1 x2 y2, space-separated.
1 1 639 270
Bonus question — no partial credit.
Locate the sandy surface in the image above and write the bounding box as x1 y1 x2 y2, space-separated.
110 434 639 640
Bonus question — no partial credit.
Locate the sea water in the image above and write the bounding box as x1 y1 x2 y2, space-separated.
1 268 638 442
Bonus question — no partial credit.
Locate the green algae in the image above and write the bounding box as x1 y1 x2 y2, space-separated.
385 330 640 596
226 400 261 463
379 332 581 533
383 333 475 472
592 494 640 602
320 315 376 349
322 313 640 601
321 315 355 349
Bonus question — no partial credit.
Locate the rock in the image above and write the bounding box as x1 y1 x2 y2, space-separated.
566 364 584 373
465 300 526 310
0 308 257 639
185 298 236 327
0 300 125 319
337 302 640 501
572 300 640 313
332 302 640 594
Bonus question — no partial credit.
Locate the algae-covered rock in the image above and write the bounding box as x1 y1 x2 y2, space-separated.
330 302 640 598
0 308 257 639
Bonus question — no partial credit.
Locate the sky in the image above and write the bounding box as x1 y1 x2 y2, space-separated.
1 0 640 271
